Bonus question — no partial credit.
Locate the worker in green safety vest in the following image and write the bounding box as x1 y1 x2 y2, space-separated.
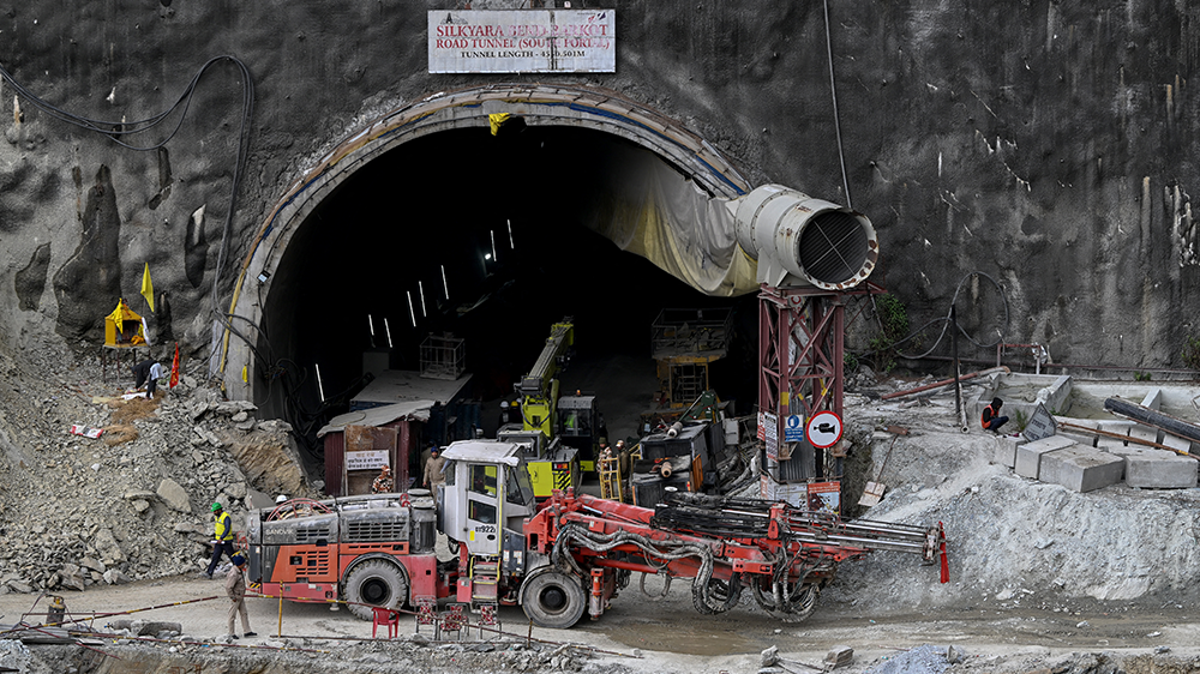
203 502 236 579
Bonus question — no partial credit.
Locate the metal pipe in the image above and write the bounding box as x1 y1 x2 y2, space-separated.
880 366 1010 400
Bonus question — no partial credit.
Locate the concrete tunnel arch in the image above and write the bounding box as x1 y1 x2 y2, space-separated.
219 83 758 402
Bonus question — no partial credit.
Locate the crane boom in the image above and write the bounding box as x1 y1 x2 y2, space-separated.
516 320 574 438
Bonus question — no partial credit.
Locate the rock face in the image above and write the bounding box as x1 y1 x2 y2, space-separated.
0 0 1195 386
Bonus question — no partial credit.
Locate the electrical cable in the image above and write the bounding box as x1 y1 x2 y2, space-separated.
868 271 1010 363
1 55 256 376
823 0 852 209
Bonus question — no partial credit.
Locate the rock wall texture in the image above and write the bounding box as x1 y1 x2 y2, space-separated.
0 1 1197 377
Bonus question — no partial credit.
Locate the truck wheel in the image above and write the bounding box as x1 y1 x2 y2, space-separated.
520 570 587 629
343 559 409 621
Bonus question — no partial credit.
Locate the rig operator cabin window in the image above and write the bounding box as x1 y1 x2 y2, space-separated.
468 464 498 524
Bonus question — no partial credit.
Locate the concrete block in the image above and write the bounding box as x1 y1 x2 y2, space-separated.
1099 440 1155 459
1128 423 1163 445
1120 448 1198 489
1140 388 1164 411
1015 435 1076 479
1038 446 1125 493
1159 433 1199 455
1096 420 1137 445
992 435 1024 468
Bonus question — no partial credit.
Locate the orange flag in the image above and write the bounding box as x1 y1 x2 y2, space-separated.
169 342 180 388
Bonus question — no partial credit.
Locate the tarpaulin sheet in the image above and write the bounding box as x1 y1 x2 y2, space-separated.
582 147 758 297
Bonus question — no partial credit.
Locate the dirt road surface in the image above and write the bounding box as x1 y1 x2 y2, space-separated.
2 570 1198 674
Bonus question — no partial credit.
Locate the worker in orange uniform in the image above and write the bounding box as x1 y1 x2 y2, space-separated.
981 397 1010 434
371 465 394 494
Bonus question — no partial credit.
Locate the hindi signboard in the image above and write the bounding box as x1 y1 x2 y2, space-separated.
1022 402 1057 442
429 10 616 74
346 450 389 472
760 411 778 460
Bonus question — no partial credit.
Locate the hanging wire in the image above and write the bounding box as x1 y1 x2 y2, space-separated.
822 0 852 209
880 271 1010 362
0 55 255 316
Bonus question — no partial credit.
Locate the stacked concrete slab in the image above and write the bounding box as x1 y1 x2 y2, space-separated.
1097 439 1198 489
984 375 1200 490
1038 445 1124 492
1014 436 1076 479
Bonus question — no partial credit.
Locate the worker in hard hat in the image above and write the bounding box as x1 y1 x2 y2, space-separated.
424 447 447 495
224 552 256 640
203 502 235 579
498 400 513 427
371 465 394 494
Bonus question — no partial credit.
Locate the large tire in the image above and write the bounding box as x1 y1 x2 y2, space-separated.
520 570 587 629
343 559 409 621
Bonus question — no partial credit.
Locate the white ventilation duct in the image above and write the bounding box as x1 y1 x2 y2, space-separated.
733 184 878 290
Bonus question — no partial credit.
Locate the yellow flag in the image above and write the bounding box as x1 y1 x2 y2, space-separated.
488 113 512 136
141 263 155 313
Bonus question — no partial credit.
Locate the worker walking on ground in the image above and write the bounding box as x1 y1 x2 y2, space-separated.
131 359 165 397
224 552 257 640
424 447 447 491
371 465 394 494
204 502 235 579
981 397 1010 434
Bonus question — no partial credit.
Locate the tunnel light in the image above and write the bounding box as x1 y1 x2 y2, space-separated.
441 265 449 299
507 218 515 249
484 253 492 261
490 229 498 262
407 291 416 327
315 362 326 402
384 318 393 349
368 314 375 338
419 281 427 318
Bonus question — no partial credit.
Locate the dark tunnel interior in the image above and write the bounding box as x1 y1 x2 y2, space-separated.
256 125 760 460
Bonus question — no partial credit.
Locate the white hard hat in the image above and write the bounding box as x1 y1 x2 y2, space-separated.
501 401 509 408
275 495 288 504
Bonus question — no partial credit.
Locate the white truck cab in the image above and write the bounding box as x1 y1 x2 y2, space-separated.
439 440 536 557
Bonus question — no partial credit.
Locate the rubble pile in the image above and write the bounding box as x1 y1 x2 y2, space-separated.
8 632 625 674
0 347 312 595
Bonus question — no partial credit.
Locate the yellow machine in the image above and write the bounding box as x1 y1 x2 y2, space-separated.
517 321 574 438
511 320 580 497
497 425 579 499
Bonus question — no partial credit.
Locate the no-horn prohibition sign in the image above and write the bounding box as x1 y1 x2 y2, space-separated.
805 410 843 448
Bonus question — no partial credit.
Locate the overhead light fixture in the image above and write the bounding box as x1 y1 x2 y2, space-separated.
257 271 270 284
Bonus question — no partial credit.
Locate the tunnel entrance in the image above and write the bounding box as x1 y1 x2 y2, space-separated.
227 85 762 465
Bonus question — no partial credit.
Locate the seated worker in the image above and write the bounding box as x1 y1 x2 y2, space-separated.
981 397 1010 433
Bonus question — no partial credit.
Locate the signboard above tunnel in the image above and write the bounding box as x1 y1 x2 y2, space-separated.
428 10 615 74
